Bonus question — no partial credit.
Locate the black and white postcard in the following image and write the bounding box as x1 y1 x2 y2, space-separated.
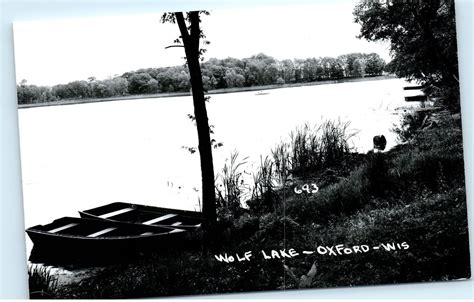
14 0 470 298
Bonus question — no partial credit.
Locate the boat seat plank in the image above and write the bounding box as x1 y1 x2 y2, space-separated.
87 227 117 238
49 223 78 233
98 208 134 219
171 222 182 226
169 229 185 234
142 214 177 225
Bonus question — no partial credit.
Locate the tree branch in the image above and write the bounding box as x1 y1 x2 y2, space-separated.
165 45 185 49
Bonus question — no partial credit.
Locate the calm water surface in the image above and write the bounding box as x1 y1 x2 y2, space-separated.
19 78 421 252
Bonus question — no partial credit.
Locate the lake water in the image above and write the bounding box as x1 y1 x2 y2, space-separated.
19 78 421 253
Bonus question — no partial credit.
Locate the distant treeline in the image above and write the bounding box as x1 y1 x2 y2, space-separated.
17 52 386 105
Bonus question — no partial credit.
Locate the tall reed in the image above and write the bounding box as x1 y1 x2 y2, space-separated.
248 156 278 213
215 151 249 214
215 119 355 214
273 120 355 176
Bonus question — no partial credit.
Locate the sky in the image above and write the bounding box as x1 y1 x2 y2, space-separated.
13 2 391 87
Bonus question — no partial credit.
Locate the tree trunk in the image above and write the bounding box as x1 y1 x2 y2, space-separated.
175 12 216 231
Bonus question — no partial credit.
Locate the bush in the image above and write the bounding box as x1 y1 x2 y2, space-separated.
393 110 429 142
391 111 465 193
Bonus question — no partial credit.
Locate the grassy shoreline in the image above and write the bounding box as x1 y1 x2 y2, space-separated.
18 75 397 109
29 108 470 298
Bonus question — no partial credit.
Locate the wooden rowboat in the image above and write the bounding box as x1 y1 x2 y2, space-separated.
79 202 203 230
405 95 428 102
26 217 188 264
403 85 424 90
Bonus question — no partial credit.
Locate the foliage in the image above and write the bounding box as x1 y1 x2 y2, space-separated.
393 110 429 142
286 110 464 223
294 187 469 288
273 120 356 176
50 110 468 298
390 111 465 193
354 0 460 111
28 265 58 299
247 156 279 214
17 80 55 104
128 73 160 94
17 52 385 105
281 111 468 288
338 53 385 78
162 10 218 231
215 151 249 216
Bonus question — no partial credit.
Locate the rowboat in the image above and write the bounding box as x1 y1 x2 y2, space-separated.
403 85 424 90
79 202 202 230
26 216 188 264
405 95 428 102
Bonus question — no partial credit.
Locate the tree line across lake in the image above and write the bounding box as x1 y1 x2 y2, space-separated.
17 52 386 105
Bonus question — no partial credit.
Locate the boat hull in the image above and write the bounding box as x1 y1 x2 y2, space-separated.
26 217 189 265
79 202 203 230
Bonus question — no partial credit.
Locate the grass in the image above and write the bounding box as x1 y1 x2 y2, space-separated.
28 264 58 299
248 156 279 214
280 109 469 288
284 187 470 288
217 119 357 217
48 110 470 298
272 120 356 177
392 110 429 142
215 151 249 217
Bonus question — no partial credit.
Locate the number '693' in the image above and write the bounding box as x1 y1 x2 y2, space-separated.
294 184 319 194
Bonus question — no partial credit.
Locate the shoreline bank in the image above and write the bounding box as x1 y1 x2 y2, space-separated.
18 75 397 109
